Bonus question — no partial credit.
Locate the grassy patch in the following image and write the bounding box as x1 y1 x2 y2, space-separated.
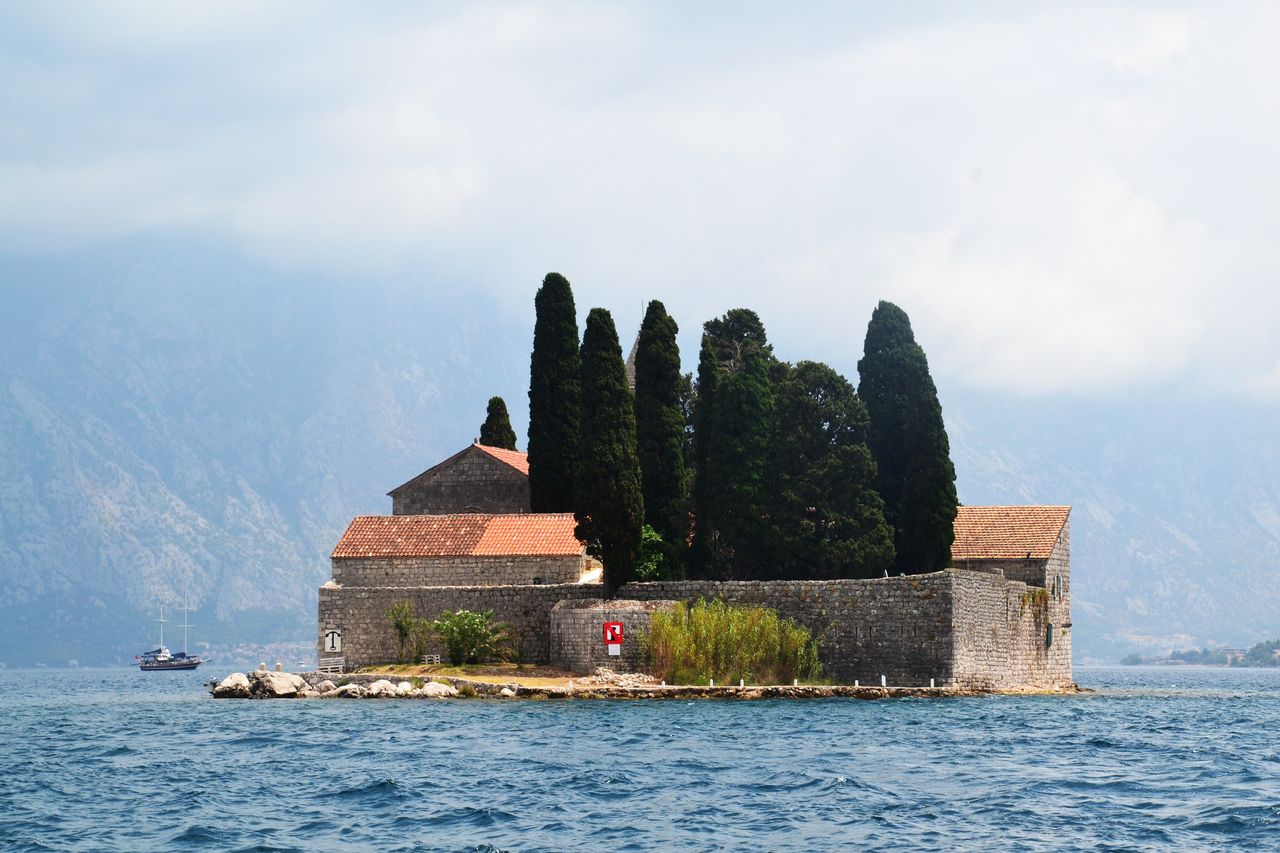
644 598 822 686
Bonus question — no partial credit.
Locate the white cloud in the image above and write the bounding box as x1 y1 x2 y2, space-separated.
2 3 1279 396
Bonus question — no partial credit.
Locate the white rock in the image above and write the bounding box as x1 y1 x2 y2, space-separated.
366 679 398 698
329 683 365 698
212 672 251 699
417 681 458 698
250 670 307 698
396 681 414 696
499 687 516 697
317 680 337 693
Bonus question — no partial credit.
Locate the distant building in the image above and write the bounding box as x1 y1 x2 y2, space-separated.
387 443 530 515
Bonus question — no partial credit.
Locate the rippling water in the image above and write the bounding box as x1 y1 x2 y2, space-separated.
2 666 1279 851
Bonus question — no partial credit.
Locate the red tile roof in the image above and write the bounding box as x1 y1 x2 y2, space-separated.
332 513 582 558
474 444 529 475
951 506 1070 561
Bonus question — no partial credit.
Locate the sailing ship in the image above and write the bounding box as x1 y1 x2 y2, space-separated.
136 601 204 671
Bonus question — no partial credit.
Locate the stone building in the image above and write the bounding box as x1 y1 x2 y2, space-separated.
330 513 598 587
388 443 530 515
319 448 1074 690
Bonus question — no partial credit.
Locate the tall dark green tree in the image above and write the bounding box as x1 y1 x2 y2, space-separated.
528 272 581 512
576 308 645 596
857 301 957 573
692 310 775 579
478 396 517 450
633 300 686 578
765 361 894 579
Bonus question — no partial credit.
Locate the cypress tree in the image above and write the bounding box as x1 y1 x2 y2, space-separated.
576 308 645 596
856 301 957 573
478 396 517 450
528 272 581 512
633 300 686 578
688 335 718 577
766 361 894 579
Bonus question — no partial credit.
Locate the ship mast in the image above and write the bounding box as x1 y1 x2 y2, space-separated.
156 605 166 648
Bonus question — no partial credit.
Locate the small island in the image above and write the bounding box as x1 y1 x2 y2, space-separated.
218 275 1078 697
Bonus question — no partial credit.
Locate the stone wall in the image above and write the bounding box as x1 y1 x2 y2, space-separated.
550 599 678 675
391 449 530 515
618 576 955 686
317 582 603 669
319 539 1073 689
332 554 587 587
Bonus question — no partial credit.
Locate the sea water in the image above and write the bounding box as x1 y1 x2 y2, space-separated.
1 666 1278 851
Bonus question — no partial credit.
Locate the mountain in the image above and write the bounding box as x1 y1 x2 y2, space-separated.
2 246 1277 665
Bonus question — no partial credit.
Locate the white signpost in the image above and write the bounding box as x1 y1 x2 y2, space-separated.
323 628 343 653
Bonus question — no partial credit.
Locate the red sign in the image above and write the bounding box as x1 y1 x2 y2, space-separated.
603 622 624 644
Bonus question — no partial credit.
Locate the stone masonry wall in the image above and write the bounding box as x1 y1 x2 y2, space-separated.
550 599 678 675
317 583 603 669
391 450 530 515
332 554 587 587
618 576 956 686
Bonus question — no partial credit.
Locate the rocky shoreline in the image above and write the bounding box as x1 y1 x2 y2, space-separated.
210 669 1085 700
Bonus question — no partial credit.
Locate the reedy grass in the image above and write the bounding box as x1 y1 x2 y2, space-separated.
644 598 822 686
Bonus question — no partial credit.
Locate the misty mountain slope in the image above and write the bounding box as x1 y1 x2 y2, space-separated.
3 249 1279 664
0 251 530 664
948 392 1280 659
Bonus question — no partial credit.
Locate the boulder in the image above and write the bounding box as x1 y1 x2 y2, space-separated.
499 687 516 697
329 683 366 698
396 681 414 697
416 681 458 698
298 686 320 699
317 680 337 694
212 672 251 699
250 671 307 698
366 679 398 698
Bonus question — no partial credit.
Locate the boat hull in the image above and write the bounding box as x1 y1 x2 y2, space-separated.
139 660 202 671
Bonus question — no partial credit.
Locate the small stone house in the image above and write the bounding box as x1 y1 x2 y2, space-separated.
387 443 530 515
330 512 598 587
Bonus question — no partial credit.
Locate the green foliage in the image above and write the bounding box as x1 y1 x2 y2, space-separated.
857 301 957 574
633 300 687 577
576 308 645 596
479 396 517 450
764 360 894 579
385 599 432 663
429 609 511 665
456 682 478 698
690 310 773 578
528 272 581 512
644 598 822 685
634 524 667 582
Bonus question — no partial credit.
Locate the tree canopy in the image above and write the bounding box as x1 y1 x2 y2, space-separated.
478 396 517 450
527 272 581 512
765 361 894 579
575 308 644 596
857 301 957 573
633 300 686 578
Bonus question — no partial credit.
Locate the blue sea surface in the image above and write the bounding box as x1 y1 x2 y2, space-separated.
1 666 1278 851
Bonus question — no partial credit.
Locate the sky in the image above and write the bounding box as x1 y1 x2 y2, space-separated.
3 2 1279 399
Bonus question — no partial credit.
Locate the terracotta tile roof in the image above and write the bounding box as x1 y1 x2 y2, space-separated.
332 513 582 558
951 506 1071 561
474 444 529 475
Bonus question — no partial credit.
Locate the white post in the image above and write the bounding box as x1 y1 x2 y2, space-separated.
710 678 715 688
854 679 859 687
930 678 935 688
258 662 266 671
793 678 798 687
739 679 744 688
881 674 886 687
274 662 282 672
661 680 665 686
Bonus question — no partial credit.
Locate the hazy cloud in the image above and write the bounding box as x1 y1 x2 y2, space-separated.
2 2 1277 396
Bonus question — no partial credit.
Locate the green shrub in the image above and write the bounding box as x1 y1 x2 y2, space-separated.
429 609 511 665
456 682 478 698
644 598 821 685
385 599 432 663
634 525 667 581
